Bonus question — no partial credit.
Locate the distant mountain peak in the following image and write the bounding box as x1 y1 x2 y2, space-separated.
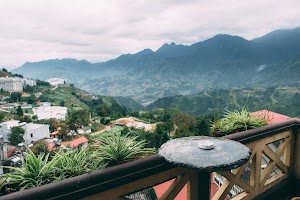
140 48 154 53
211 34 248 41
156 42 180 53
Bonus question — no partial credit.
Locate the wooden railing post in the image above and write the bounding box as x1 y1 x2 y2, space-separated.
292 128 300 180
187 170 210 200
198 172 211 200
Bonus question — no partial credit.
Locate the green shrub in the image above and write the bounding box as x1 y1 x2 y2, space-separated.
94 134 156 166
0 148 62 191
210 108 267 136
0 135 155 192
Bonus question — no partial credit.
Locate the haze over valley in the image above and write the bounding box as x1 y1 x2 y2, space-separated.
12 27 300 106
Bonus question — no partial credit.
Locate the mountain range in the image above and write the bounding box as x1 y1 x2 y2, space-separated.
12 26 300 105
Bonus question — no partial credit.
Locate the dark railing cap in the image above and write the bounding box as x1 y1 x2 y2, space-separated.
224 118 300 144
0 155 172 200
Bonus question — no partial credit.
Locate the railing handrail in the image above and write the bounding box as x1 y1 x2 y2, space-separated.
0 155 173 200
1 118 300 200
224 118 300 144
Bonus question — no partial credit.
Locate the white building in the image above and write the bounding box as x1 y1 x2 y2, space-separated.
0 77 23 92
22 78 36 87
0 120 50 145
77 126 92 134
46 78 65 86
33 104 67 120
0 77 37 93
23 123 50 145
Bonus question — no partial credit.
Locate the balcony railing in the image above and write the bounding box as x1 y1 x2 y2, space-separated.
1 119 300 200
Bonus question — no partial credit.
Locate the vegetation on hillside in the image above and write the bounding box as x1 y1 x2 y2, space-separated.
147 86 300 117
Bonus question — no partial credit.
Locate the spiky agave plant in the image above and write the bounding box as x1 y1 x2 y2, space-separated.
54 147 106 178
94 134 156 166
224 108 267 132
0 147 105 192
210 108 267 136
0 148 62 192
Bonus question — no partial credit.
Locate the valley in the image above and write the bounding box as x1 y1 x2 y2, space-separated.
12 27 300 106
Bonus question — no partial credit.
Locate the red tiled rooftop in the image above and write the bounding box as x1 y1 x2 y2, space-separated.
68 136 88 148
48 143 56 151
7 147 17 157
251 110 290 124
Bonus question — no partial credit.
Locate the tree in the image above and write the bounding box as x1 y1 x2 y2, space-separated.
23 85 35 93
36 79 50 86
25 95 37 104
10 92 22 102
20 115 32 123
32 115 38 121
60 101 65 106
105 118 111 125
59 122 70 140
100 117 105 124
32 141 49 155
68 110 89 126
0 112 5 123
8 126 25 145
162 119 174 136
173 126 194 138
16 106 23 116
153 124 170 148
195 117 210 136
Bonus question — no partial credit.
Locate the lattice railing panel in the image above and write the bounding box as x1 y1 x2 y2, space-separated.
212 131 293 200
83 167 194 200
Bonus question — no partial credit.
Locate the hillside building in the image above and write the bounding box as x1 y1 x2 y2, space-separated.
46 78 65 86
0 120 50 145
23 123 50 145
0 77 36 93
22 78 36 87
0 77 23 92
32 104 67 120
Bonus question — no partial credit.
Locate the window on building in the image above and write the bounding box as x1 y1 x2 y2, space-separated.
30 133 33 138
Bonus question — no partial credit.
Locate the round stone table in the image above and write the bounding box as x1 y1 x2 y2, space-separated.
158 136 251 199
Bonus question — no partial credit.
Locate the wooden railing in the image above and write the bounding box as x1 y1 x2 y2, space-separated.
213 130 293 200
1 119 300 200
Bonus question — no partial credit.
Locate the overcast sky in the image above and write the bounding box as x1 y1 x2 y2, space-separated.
1 0 300 69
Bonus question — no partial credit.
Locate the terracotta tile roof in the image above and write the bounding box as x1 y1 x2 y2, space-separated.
48 143 56 151
68 136 88 148
251 110 290 124
7 147 17 157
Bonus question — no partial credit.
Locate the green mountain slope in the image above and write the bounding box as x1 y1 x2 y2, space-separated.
29 83 127 117
147 86 300 117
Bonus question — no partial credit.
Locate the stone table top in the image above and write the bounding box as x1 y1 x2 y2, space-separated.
158 136 251 172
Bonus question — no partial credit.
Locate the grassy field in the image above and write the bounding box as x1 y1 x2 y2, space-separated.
40 84 90 110
93 126 123 137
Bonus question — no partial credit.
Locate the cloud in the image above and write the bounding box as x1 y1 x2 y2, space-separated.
0 0 300 69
